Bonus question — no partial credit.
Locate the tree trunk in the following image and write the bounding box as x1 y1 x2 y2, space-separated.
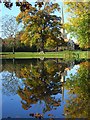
13 58 15 64
40 59 45 81
56 43 58 52
41 40 44 53
13 38 15 54
56 58 58 64
13 46 15 54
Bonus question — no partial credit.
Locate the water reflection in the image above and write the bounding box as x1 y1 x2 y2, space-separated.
64 61 90 118
1 58 89 119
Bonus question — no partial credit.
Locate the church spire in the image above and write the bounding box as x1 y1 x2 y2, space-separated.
62 2 64 24
61 2 67 39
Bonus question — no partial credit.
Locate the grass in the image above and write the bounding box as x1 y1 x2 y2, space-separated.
1 50 89 59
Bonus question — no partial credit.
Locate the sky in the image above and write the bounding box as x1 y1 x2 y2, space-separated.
0 0 72 41
0 1 66 18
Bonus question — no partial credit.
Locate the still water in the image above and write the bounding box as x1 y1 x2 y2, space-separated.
0 58 89 119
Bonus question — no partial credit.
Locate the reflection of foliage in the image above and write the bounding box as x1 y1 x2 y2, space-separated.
2 59 89 118
2 59 77 116
64 61 90 118
2 59 37 96
17 59 67 113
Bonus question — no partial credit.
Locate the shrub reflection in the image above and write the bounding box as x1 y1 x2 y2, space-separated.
64 61 90 118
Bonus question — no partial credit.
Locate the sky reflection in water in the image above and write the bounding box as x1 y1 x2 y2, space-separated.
0 59 89 119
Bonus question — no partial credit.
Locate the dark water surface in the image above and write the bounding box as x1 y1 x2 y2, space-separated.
1 58 89 119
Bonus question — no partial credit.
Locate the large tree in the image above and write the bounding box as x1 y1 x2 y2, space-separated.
64 1 90 49
16 1 63 52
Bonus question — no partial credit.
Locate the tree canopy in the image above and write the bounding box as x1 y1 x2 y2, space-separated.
64 2 90 48
16 1 63 52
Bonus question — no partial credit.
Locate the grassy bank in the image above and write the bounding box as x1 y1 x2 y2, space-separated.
1 50 89 59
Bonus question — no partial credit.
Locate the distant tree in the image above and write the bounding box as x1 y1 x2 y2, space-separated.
2 34 21 51
0 38 2 52
1 15 21 54
16 1 63 52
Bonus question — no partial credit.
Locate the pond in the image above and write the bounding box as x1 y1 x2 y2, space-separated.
0 58 89 119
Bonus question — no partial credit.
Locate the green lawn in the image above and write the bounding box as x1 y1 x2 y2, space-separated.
1 50 89 59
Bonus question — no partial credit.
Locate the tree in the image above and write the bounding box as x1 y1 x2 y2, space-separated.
64 1 90 49
1 15 21 54
16 1 63 52
2 32 22 51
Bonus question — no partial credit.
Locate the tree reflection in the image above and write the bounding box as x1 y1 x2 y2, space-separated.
17 59 68 113
2 58 81 117
2 59 38 96
2 59 23 96
2 71 20 96
64 61 90 118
